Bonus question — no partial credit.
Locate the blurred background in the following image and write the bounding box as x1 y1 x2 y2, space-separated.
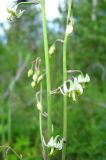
0 0 106 159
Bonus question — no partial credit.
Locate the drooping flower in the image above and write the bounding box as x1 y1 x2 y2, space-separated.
59 78 83 101
43 136 63 155
51 71 90 101
59 80 73 96
70 78 83 101
7 5 25 21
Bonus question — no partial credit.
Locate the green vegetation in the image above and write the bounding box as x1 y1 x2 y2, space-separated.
0 0 106 159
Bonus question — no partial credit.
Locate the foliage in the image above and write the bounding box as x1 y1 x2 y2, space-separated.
0 0 106 159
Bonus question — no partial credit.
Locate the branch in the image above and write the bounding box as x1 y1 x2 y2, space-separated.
0 53 30 100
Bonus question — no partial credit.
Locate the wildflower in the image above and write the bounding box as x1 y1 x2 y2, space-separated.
71 78 83 101
28 69 33 77
49 44 55 55
78 74 90 83
59 78 83 101
59 80 73 96
43 136 63 155
7 5 25 21
31 81 35 88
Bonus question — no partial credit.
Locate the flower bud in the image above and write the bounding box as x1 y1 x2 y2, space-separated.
28 69 33 77
36 70 40 76
85 74 90 82
37 102 42 111
31 81 35 88
37 75 43 83
66 23 73 36
33 74 38 82
49 45 55 55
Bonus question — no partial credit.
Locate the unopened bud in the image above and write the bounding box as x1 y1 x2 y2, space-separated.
66 23 73 36
37 102 42 111
37 75 44 83
31 81 36 88
49 45 55 55
28 69 33 77
36 70 40 76
33 74 38 82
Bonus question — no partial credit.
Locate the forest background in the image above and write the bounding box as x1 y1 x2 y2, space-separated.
0 0 106 159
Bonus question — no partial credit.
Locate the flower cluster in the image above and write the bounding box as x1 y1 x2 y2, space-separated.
51 73 90 102
7 5 25 21
28 58 44 88
49 39 64 56
43 136 63 155
7 0 40 21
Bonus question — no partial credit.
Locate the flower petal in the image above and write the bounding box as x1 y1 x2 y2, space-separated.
85 74 90 82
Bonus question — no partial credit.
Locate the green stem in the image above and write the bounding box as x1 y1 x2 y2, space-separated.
39 83 46 160
41 0 52 139
8 94 12 144
62 0 72 160
17 1 40 7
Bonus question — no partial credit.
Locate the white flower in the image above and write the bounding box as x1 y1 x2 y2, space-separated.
70 78 83 101
7 6 18 15
60 80 73 96
60 78 83 101
47 137 56 148
7 5 25 21
44 136 63 155
28 69 33 77
78 74 90 83
71 78 83 94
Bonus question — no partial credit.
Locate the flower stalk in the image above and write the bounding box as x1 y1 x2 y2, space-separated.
41 0 52 141
39 84 46 160
62 0 73 160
